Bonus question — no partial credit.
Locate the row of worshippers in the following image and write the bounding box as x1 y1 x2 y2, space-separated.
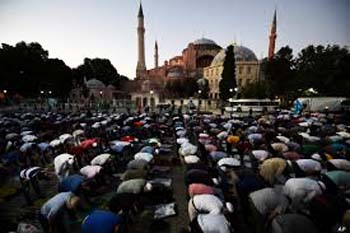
0 111 174 233
174 115 234 233
175 110 350 233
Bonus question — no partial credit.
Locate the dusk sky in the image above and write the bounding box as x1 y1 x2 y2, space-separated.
0 0 349 79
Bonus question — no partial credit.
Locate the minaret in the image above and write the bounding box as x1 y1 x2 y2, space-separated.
268 9 277 60
136 2 146 77
154 40 159 68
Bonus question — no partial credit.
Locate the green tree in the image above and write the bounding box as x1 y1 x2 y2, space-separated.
0 41 72 97
219 45 236 100
295 45 350 97
241 81 269 99
73 58 128 88
262 46 296 102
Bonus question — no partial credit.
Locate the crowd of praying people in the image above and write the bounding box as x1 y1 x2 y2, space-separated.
1 107 350 233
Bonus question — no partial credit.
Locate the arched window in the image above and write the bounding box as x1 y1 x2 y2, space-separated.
143 97 148 107
150 97 155 107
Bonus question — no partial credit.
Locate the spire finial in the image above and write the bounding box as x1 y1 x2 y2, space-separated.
268 7 278 60
138 1 144 17
154 39 159 68
273 8 277 30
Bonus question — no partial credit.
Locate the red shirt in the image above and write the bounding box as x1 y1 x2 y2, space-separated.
188 183 215 197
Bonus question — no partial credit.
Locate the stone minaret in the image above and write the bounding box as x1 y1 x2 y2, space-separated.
268 9 277 60
136 2 146 77
154 40 159 68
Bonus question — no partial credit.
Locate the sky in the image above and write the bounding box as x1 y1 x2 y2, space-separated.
0 0 349 79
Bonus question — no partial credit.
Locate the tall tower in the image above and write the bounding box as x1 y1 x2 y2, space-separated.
154 40 159 68
268 9 277 60
136 2 146 77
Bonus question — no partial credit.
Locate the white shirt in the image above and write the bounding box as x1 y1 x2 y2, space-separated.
134 152 154 162
197 214 231 233
191 194 223 215
184 155 200 164
177 138 189 145
40 192 73 220
218 157 240 168
296 159 322 172
54 154 74 177
252 150 269 161
248 133 262 142
181 143 198 156
329 159 350 171
80 165 102 179
283 178 323 210
91 153 111 166
249 187 289 216
117 179 146 194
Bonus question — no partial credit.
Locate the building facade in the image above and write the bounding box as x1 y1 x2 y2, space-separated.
204 45 261 100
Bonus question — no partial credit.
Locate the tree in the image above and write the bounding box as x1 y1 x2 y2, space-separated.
0 41 72 97
73 58 128 88
241 81 269 99
219 45 236 101
261 46 296 102
295 45 350 97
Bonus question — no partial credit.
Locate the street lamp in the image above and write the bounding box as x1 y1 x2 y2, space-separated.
149 90 154 113
98 91 103 110
234 87 239 99
198 90 202 112
3 90 7 94
40 90 44 94
48 91 52 95
229 88 233 93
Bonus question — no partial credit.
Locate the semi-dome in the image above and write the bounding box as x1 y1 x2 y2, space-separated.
193 38 218 46
210 45 258 66
107 84 116 90
85 79 106 89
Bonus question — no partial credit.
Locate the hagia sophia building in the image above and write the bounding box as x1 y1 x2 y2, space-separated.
74 2 277 108
124 2 278 107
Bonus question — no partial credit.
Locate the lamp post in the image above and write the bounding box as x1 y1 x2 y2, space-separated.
150 90 154 113
39 91 45 110
234 87 239 99
3 90 7 105
198 90 202 112
99 91 103 110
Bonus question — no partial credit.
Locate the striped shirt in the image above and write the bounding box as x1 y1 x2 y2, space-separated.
20 167 43 180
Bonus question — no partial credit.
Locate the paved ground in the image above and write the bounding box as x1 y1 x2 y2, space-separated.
128 165 189 233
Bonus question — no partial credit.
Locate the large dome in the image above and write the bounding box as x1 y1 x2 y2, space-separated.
193 38 218 46
85 79 106 89
210 45 258 66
